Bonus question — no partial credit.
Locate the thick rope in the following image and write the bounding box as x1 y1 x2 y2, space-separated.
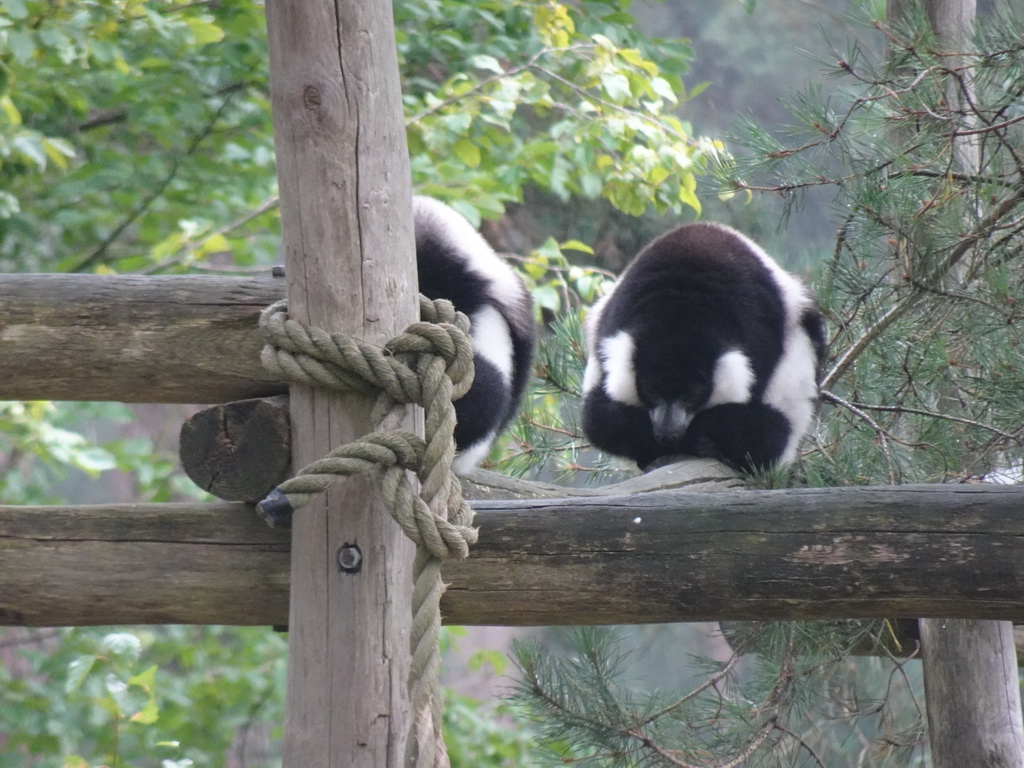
257 297 476 768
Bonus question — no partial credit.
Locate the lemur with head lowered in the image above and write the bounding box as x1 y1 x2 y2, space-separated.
582 221 826 473
413 196 535 473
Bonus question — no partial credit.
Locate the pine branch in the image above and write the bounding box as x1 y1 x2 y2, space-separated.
821 390 899 483
773 723 828 768
637 654 742 729
823 181 1024 389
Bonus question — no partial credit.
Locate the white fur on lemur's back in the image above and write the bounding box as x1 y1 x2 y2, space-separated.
582 292 612 396
412 196 525 310
470 305 515 385
412 195 522 389
723 225 820 462
707 349 755 408
412 196 534 474
599 330 640 405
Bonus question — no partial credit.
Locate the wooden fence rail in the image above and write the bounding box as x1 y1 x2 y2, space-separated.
0 274 284 404
4 483 1024 627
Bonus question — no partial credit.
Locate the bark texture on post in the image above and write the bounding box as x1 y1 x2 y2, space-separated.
921 619 1024 768
264 0 416 765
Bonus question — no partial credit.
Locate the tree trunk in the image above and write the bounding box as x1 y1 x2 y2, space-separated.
264 0 417 765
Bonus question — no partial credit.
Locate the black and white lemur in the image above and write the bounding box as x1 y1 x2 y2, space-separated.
413 196 535 473
581 221 827 472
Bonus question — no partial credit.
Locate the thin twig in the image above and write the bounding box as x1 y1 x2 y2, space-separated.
142 195 281 275
73 95 240 273
773 722 828 768
844 401 1021 445
821 390 899 483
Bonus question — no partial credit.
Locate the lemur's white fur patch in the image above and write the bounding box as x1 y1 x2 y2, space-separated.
599 330 640 406
707 349 754 407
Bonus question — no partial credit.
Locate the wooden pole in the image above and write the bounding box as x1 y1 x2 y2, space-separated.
264 0 416 765
921 619 1024 767
4 485 1024 628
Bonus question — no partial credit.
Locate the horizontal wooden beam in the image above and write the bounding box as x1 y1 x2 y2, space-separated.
0 274 287 403
3 484 1024 627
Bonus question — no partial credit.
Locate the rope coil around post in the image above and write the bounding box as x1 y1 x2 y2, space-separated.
257 297 477 768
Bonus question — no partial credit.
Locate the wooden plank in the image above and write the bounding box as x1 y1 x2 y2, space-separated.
0 274 285 403
3 484 1024 627
263 0 416 765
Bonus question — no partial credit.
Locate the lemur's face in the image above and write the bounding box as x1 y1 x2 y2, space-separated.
633 334 715 446
634 333 754 448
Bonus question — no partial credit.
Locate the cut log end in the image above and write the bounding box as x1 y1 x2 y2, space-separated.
179 396 291 502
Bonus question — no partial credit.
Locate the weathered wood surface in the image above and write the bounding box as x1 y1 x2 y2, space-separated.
179 396 292 502
264 0 417 764
462 458 744 498
4 484 1024 627
0 274 286 403
921 619 1024 768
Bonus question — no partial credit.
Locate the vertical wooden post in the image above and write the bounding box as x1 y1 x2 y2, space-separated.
920 620 1024 768
264 1 417 766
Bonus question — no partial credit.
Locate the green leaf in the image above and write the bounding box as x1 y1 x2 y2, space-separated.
101 632 143 660
131 697 160 724
184 17 225 45
6 29 36 65
560 239 594 255
1 0 29 21
128 664 158 690
600 72 632 103
449 199 480 228
11 134 48 170
533 284 562 313
650 77 677 103
0 190 20 218
199 233 230 256
1 95 22 125
66 656 97 694
72 446 117 474
678 171 701 215
579 170 603 198
468 54 503 74
687 80 711 100
41 137 75 170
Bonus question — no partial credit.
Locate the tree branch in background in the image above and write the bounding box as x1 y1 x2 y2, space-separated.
72 95 241 273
